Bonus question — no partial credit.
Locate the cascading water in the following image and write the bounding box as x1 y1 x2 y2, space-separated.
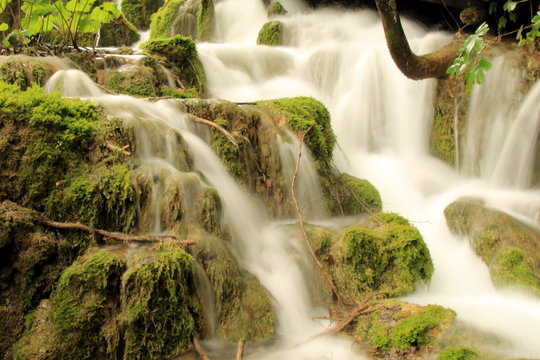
45 68 367 359
197 0 540 358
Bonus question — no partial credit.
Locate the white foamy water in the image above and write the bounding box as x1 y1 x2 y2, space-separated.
197 0 540 358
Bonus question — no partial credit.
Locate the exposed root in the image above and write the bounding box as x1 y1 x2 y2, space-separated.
236 340 245 360
187 114 239 148
40 219 194 246
193 337 211 360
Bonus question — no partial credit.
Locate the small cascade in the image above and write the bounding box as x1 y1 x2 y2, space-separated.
213 0 267 43
276 130 327 220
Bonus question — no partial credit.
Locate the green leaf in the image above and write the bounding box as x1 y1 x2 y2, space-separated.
503 1 517 12
489 1 497 15
0 22 8 31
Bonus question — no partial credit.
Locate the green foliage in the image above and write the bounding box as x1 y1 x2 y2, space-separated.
121 242 198 359
1 0 121 49
438 347 478 360
257 20 283 46
517 10 540 48
447 22 492 91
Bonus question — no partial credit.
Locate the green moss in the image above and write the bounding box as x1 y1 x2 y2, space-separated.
99 15 141 47
0 58 48 90
122 0 165 30
331 213 433 300
257 20 284 46
438 347 478 360
491 247 539 292
46 164 137 233
391 305 455 350
197 0 215 41
212 117 243 177
121 242 198 359
257 97 335 167
150 0 187 39
14 249 127 360
107 67 160 97
444 199 540 295
268 1 288 17
0 82 98 206
338 173 382 214
143 35 206 96
190 235 276 341
356 301 456 356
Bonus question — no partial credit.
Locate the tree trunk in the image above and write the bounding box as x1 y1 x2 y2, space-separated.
374 0 462 80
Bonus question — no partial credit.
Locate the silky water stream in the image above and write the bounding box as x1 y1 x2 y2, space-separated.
196 0 540 358
44 0 540 358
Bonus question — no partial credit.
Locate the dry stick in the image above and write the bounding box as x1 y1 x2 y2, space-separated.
236 340 245 360
187 114 239 148
193 337 211 360
40 219 195 246
291 128 345 306
105 141 131 156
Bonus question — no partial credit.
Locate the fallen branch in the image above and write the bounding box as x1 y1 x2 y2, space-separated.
106 141 131 156
193 337 211 360
40 219 194 246
187 114 239 148
291 127 345 306
236 340 245 360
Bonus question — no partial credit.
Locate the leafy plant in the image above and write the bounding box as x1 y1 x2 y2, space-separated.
517 10 540 48
447 22 492 91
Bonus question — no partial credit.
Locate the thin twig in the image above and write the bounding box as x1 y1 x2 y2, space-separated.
291 127 345 306
40 219 194 246
106 141 131 156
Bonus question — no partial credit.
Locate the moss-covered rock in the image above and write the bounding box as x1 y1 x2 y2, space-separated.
438 347 478 360
337 173 382 214
326 213 433 300
190 234 276 341
356 300 456 359
257 20 284 46
143 36 206 96
107 64 162 97
121 242 199 359
150 0 215 41
444 198 540 295
0 56 50 90
122 0 165 30
99 15 141 47
268 1 288 17
13 249 126 359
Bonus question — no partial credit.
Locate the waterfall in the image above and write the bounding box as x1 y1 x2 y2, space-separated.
198 0 540 358
46 69 366 359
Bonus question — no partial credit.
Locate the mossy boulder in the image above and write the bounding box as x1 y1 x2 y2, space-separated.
98 15 141 47
356 300 456 359
107 64 162 97
444 198 540 295
268 1 288 17
143 36 206 96
336 173 382 214
327 213 433 300
122 0 165 30
190 235 276 341
257 20 284 46
121 242 199 359
150 0 215 41
13 249 126 359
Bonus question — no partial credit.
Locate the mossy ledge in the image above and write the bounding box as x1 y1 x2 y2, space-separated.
257 21 284 46
444 198 540 296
